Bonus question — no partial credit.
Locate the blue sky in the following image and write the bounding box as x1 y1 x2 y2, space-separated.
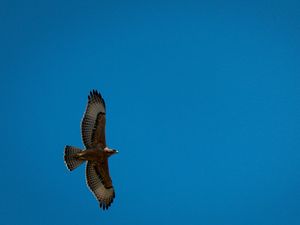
1 0 300 224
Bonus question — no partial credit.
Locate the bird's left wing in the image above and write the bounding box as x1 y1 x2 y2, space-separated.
81 90 106 149
86 161 115 210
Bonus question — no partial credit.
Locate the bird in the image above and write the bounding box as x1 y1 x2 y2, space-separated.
64 90 118 210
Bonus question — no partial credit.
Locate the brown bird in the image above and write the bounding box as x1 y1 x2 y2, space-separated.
64 90 118 210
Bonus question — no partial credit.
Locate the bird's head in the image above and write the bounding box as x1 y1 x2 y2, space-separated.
104 147 119 157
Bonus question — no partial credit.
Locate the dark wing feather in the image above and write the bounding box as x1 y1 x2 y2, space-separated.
86 161 115 210
81 90 106 149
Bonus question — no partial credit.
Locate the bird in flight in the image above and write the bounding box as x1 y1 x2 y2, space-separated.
64 90 118 210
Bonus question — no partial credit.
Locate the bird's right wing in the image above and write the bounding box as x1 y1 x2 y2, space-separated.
86 161 115 210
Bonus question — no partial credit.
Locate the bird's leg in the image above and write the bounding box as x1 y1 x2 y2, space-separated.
74 152 85 160
74 149 100 161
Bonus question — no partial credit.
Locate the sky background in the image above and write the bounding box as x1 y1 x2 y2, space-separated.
1 0 300 225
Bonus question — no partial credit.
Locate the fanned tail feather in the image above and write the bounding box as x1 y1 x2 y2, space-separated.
64 146 85 171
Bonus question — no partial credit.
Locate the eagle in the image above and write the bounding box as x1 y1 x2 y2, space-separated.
64 90 118 210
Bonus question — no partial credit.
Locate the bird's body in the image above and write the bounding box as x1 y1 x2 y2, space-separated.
64 90 118 210
76 147 115 162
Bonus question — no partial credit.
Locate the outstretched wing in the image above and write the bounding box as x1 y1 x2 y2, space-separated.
81 90 106 149
86 161 115 210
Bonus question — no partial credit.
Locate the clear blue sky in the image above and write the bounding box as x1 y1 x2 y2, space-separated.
1 0 300 224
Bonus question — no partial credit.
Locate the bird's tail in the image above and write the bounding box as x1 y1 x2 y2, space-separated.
64 145 85 171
